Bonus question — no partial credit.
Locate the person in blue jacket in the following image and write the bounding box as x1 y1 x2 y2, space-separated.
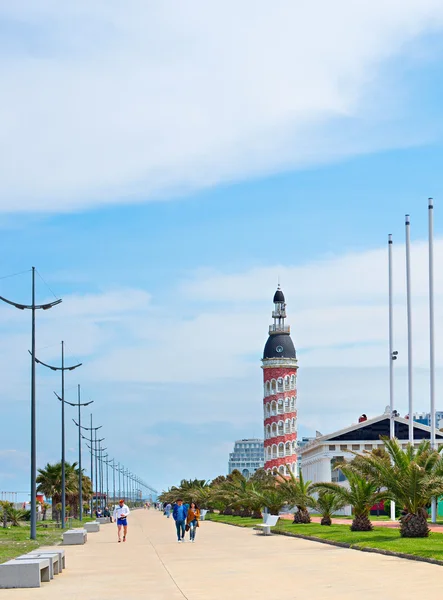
173 499 188 542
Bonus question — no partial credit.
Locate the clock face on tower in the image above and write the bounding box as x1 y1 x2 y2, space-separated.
276 345 283 353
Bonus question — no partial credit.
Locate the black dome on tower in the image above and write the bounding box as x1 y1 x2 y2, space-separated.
263 286 296 361
273 288 285 303
263 334 296 359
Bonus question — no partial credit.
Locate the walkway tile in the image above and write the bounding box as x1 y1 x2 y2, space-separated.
6 510 443 599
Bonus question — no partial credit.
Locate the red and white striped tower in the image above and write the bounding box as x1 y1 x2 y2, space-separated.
262 286 298 475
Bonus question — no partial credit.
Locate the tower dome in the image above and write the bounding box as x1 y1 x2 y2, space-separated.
273 287 285 303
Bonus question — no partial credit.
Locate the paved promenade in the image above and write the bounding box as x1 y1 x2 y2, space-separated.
7 509 443 599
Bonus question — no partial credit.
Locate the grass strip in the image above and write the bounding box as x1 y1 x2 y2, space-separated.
0 517 95 564
205 513 443 564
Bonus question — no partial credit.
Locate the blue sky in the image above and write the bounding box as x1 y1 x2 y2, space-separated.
2 1 443 498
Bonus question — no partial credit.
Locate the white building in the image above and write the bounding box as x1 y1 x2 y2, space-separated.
300 413 443 513
228 439 265 479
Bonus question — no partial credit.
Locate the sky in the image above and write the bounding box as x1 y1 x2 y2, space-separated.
2 1 443 498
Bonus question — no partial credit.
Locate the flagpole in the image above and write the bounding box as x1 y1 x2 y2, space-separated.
405 215 414 444
429 198 437 523
388 234 396 521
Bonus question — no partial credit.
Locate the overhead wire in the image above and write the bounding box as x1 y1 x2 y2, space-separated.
36 269 60 300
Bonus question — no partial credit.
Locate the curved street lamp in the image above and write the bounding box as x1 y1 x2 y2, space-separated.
0 267 62 540
34 341 82 527
59 384 92 521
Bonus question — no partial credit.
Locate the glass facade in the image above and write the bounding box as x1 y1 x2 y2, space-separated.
228 439 265 479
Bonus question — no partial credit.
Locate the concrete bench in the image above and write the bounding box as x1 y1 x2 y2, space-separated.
62 528 87 545
84 521 100 533
38 547 66 570
0 558 50 588
97 516 111 524
255 514 279 535
16 552 59 578
200 509 208 521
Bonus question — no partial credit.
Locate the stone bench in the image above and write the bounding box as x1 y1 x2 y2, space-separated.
97 516 111 524
16 552 59 578
0 558 50 588
62 528 87 545
38 547 66 570
84 521 100 533
255 514 279 535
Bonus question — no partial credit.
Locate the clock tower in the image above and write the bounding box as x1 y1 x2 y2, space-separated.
262 286 298 475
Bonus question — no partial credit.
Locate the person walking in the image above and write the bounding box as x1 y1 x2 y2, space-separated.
113 499 130 543
186 502 200 543
173 499 188 542
165 502 172 518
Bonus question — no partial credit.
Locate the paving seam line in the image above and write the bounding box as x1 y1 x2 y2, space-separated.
207 518 443 567
139 521 190 600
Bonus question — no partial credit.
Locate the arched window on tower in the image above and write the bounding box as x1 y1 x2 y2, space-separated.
271 401 277 416
272 444 277 458
265 381 270 397
290 397 295 410
277 378 284 392
279 465 285 475
285 442 291 456
278 399 284 414
284 376 290 390
271 379 277 394
267 446 272 459
284 397 290 412
278 443 284 457
291 418 296 432
285 419 290 434
271 423 277 438
266 424 271 439
266 403 271 417
290 375 296 389
278 421 284 436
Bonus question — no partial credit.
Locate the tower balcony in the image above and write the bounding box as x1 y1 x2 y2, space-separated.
269 324 291 335
272 310 287 319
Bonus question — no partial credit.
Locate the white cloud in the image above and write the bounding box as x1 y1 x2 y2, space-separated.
1 1 443 211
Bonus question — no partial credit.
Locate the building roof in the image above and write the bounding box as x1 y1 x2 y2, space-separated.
299 413 443 454
263 333 296 360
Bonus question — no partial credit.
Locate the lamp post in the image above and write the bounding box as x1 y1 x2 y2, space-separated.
85 440 105 512
118 462 121 499
103 453 110 509
0 267 62 540
98 445 107 510
35 341 82 527
76 417 102 516
60 385 92 521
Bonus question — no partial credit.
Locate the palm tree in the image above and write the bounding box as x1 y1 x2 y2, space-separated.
215 477 267 518
251 486 287 515
275 469 314 524
312 467 388 531
350 437 443 537
36 461 92 520
310 491 346 526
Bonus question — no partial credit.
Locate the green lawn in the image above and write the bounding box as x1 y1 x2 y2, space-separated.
205 514 443 562
0 518 95 564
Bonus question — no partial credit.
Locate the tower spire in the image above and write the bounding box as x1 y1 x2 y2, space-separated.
270 286 289 335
